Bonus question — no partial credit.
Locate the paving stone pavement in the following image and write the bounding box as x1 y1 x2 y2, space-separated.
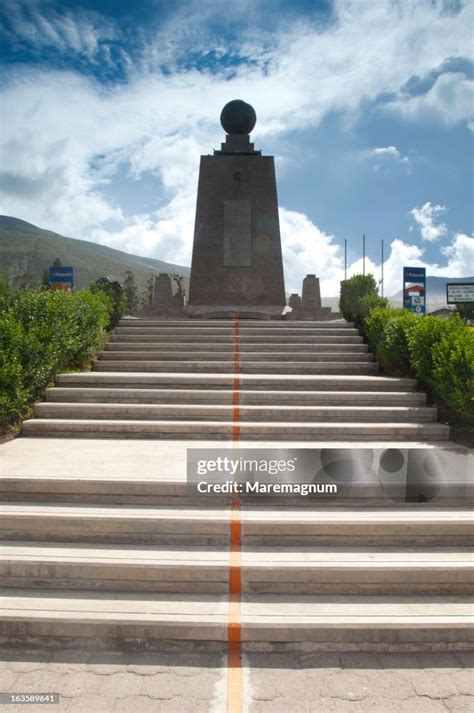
0 648 472 712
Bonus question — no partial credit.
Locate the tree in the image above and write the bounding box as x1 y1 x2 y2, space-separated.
15 271 37 291
144 275 154 305
170 272 186 298
456 303 474 323
41 269 49 290
90 277 126 328
123 270 139 314
53 257 62 267
339 274 387 329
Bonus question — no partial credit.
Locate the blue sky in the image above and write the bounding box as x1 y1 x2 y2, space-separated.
0 0 472 295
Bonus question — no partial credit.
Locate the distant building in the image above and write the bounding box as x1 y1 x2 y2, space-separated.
428 307 455 318
405 284 425 297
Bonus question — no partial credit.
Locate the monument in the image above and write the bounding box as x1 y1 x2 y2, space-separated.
187 99 286 318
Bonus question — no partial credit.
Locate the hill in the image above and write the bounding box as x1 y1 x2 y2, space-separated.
0 216 190 293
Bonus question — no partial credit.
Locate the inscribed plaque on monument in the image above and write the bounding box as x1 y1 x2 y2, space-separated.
223 199 252 266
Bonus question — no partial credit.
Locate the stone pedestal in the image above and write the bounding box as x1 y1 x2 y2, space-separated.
141 273 185 317
299 274 341 320
153 274 173 309
187 101 286 318
302 274 322 316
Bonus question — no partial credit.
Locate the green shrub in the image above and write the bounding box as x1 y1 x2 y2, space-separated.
90 277 126 329
339 274 381 329
431 323 474 417
0 288 112 425
407 314 460 387
364 307 474 417
365 306 395 355
359 292 390 318
365 307 419 374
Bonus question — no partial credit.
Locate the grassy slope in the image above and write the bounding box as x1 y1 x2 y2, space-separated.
0 216 190 292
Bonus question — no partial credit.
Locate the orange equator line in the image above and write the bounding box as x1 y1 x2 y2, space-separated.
232 310 240 440
227 310 242 713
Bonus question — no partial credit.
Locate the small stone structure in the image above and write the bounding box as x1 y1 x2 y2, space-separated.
141 273 185 317
288 274 341 320
153 273 174 310
302 274 322 317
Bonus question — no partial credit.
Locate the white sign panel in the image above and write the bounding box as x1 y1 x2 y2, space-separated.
446 283 474 304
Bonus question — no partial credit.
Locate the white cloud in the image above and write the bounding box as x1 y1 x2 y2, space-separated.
0 0 472 265
365 145 412 173
281 210 473 298
0 0 117 60
370 146 410 164
410 202 448 242
440 232 474 275
372 146 400 157
279 208 343 295
89 194 195 267
383 72 474 128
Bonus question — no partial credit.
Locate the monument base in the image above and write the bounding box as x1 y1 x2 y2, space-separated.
288 308 343 321
186 304 285 320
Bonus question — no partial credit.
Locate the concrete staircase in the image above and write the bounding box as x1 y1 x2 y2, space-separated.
21 318 450 441
0 479 472 649
1 318 470 651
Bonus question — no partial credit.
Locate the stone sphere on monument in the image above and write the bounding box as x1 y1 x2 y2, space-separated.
220 99 257 135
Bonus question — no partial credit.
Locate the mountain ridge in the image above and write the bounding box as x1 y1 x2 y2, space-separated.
0 215 190 292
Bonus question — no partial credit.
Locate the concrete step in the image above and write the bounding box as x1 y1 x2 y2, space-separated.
105 342 369 352
117 320 355 328
55 373 417 391
0 543 228 594
45 388 426 406
1 590 472 648
98 351 374 363
1 543 472 595
3 439 467 506
0 503 230 545
0 475 464 507
20 419 449 440
0 504 471 546
93 361 379 374
114 327 360 337
109 334 364 343
33 403 437 423
243 547 474 595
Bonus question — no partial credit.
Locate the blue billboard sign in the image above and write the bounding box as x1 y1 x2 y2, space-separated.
403 267 426 315
49 266 74 292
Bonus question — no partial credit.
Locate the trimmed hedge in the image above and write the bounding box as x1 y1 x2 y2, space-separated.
410 314 474 417
340 274 474 419
365 307 418 374
364 306 474 418
0 288 113 425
